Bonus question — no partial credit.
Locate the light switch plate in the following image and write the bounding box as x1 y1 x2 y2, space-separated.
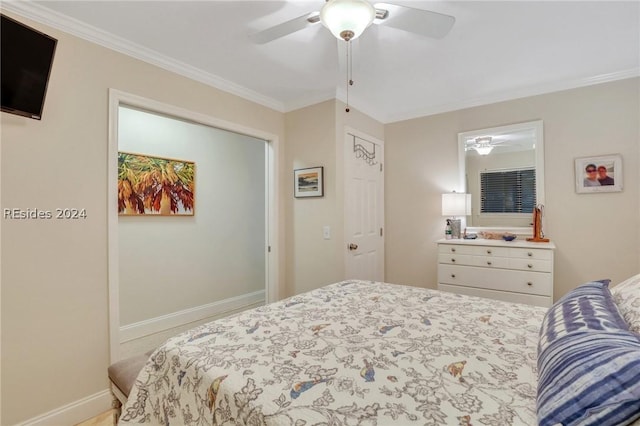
323 225 331 240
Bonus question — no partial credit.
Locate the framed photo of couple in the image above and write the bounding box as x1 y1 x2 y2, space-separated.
575 154 623 194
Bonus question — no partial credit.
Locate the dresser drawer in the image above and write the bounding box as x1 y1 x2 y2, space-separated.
472 255 510 268
438 253 511 268
475 246 509 257
438 264 552 297
509 258 552 272
439 244 509 257
438 244 476 255
438 253 475 266
509 247 553 260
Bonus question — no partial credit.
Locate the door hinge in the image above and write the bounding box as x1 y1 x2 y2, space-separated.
380 227 383 237
379 163 383 172
268 245 271 253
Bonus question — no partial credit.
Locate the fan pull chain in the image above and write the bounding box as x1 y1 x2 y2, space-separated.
346 40 353 113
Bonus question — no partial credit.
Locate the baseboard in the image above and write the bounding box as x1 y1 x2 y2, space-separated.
18 389 112 426
120 290 265 343
15 292 264 425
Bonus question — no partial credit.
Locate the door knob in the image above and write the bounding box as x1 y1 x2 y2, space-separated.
348 243 358 251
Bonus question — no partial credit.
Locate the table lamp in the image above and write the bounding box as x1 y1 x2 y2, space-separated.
442 192 471 239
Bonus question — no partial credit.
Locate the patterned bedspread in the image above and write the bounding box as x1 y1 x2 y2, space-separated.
119 280 547 425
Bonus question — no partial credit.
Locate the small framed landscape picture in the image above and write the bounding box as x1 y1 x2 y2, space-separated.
294 166 324 198
574 154 623 194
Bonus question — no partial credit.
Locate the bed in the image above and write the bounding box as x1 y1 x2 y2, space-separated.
117 278 640 426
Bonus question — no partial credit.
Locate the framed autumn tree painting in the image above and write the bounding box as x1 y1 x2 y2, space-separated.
118 152 195 215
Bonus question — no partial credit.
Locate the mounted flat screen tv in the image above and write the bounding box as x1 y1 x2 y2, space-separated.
1 14 57 120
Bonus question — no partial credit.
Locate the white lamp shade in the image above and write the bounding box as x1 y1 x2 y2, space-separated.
320 0 375 41
442 193 471 216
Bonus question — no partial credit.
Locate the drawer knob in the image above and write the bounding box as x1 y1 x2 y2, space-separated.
527 282 533 286
487 250 492 254
527 252 533 257
451 258 456 263
451 274 456 278
487 261 492 265
527 264 533 269
451 248 456 252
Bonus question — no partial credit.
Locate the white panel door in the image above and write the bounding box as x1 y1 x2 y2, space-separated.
344 130 384 281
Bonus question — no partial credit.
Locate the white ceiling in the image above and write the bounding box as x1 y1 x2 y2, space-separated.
8 1 640 123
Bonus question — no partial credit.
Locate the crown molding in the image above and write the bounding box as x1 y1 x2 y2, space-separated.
385 68 640 124
2 0 286 112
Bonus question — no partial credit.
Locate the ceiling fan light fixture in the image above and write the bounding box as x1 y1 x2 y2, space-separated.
469 136 494 155
474 145 494 155
320 0 375 41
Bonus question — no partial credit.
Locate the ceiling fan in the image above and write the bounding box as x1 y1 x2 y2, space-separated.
249 0 456 44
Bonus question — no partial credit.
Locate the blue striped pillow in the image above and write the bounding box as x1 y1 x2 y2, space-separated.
537 280 640 426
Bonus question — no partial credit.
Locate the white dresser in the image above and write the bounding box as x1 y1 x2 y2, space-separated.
437 238 555 307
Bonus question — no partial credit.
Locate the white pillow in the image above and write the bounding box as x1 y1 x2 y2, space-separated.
611 273 640 334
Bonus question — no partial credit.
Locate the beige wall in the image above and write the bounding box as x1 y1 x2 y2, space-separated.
284 100 339 295
385 78 640 299
283 100 384 296
0 12 285 425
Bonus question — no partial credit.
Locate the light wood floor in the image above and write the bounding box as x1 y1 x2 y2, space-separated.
75 409 117 426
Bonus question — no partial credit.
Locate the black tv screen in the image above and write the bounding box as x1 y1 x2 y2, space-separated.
1 14 57 120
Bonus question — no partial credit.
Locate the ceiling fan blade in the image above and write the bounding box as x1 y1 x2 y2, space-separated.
374 2 455 39
249 12 320 44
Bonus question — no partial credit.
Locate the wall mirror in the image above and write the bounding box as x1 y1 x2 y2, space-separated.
458 120 544 235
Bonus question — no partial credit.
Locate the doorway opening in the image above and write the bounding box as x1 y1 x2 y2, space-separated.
107 90 279 362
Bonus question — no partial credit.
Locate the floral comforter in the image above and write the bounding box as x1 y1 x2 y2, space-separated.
119 280 547 425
